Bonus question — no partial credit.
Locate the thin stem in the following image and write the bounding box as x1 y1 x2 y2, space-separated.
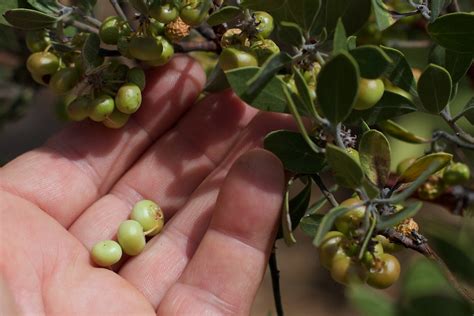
335 123 346 149
65 17 99 34
440 109 474 144
82 15 102 28
358 212 376 260
269 247 284 316
174 41 219 53
432 130 474 150
312 175 339 207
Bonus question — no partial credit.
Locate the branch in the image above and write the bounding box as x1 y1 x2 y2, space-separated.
432 130 474 150
64 17 99 34
269 247 284 316
312 175 339 207
174 40 219 52
440 109 474 145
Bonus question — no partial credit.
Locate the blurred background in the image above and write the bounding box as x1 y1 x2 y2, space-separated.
1 1 473 315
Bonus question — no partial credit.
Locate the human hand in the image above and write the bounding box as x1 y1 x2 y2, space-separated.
0 56 296 315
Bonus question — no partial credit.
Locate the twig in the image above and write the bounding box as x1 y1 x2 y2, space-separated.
196 25 217 41
64 17 99 34
82 15 102 28
269 247 284 316
312 175 339 207
440 109 474 145
432 130 474 150
174 40 219 52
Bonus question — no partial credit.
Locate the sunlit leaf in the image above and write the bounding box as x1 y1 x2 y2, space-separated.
398 152 452 183
379 120 429 144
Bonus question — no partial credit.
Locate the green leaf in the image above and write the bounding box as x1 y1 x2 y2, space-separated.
204 64 229 92
317 52 359 123
240 0 285 11
326 143 364 189
313 0 371 36
225 67 287 112
4 8 57 30
270 0 321 36
207 6 241 26
300 214 324 237
399 152 452 183
81 33 101 72
376 202 422 230
350 45 393 79
277 21 304 47
333 18 347 53
293 67 316 116
371 0 397 31
462 97 474 125
445 50 473 84
313 205 351 246
379 120 429 144
382 46 417 95
347 284 396 316
0 0 19 26
429 0 450 21
27 0 60 14
428 13 474 53
264 130 326 174
359 129 391 188
244 52 293 98
348 91 417 125
417 64 452 114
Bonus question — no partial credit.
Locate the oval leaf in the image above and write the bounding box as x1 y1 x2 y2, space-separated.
317 52 360 123
277 21 305 47
225 67 287 112
371 0 397 31
326 143 364 189
4 8 57 30
428 13 474 53
359 130 391 188
207 6 241 26
417 64 452 114
350 45 393 79
382 46 417 95
399 152 453 183
379 120 429 144
264 130 326 174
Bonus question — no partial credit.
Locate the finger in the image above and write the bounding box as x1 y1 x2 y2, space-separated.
118 112 296 308
69 90 257 248
0 55 205 227
157 149 284 315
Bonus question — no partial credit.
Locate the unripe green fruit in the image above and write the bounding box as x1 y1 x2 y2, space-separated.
318 231 346 270
27 52 59 76
117 220 146 256
99 16 122 45
397 157 417 175
145 37 174 66
367 253 400 289
250 39 280 65
26 30 51 52
103 110 130 129
129 36 164 61
150 3 179 24
442 162 470 185
180 3 209 26
89 94 115 122
219 48 258 71
49 68 80 94
149 19 165 36
220 28 248 49
66 95 91 121
115 83 142 114
375 235 402 253
335 198 366 235
130 200 165 237
117 36 132 58
254 11 274 38
362 241 384 266
31 72 49 86
91 240 122 267
127 67 146 91
330 254 368 285
353 78 385 110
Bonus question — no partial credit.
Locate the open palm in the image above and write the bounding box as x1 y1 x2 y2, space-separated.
0 56 296 315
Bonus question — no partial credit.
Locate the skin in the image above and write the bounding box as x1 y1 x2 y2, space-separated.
0 55 299 315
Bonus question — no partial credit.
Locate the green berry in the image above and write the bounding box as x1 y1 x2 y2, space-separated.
66 95 91 121
219 48 258 71
250 39 280 65
91 240 122 267
117 220 146 256
99 16 122 45
367 253 401 289
330 254 368 285
129 36 164 61
353 78 385 110
149 19 165 36
27 52 59 76
442 162 470 185
49 67 80 94
26 30 51 52
150 3 179 24
127 67 146 91
334 198 366 235
180 1 209 26
146 37 174 66
103 110 130 129
89 94 115 122
254 11 274 39
130 200 164 237
115 83 142 114
318 231 346 270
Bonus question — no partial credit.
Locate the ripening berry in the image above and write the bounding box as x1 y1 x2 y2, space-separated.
353 78 385 110
66 95 91 121
219 48 258 71
49 67 80 94
254 11 274 38
150 3 179 24
103 110 130 129
117 220 146 256
91 240 122 267
89 94 115 122
115 83 142 114
130 200 165 237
